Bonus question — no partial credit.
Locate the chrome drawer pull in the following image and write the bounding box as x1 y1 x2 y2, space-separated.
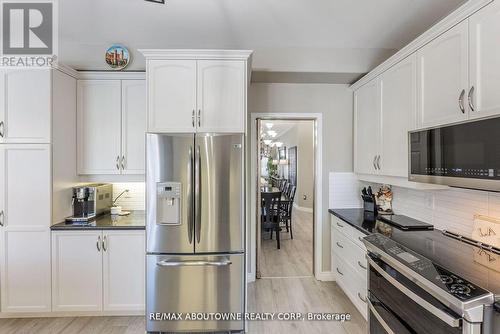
336 222 344 228
357 292 367 303
157 260 232 267
336 267 343 276
336 242 344 249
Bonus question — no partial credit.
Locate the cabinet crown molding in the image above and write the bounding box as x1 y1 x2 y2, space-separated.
138 49 253 61
350 0 493 90
77 71 146 80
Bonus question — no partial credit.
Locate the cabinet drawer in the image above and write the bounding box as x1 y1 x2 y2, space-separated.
334 255 368 319
332 227 368 278
331 215 367 250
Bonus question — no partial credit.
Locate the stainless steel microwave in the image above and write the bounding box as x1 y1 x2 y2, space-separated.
409 116 500 192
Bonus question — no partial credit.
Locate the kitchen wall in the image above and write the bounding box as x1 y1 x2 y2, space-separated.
275 121 315 210
360 182 500 239
112 182 146 211
248 83 354 274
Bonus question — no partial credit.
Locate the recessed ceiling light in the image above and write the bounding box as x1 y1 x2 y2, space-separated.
267 130 277 138
263 139 272 145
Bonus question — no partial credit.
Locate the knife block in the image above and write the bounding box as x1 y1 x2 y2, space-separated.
362 195 378 222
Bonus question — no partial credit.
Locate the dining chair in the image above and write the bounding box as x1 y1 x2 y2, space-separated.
261 191 282 249
280 185 296 239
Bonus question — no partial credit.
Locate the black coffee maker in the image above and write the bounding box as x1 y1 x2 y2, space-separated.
70 186 96 221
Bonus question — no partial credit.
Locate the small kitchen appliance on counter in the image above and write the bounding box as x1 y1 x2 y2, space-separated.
361 186 377 222
65 183 113 222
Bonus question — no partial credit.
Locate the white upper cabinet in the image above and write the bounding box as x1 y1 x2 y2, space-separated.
469 1 500 119
77 77 147 175
417 21 469 128
0 144 51 313
354 79 380 175
121 80 147 174
379 55 417 177
77 80 122 175
147 60 197 133
0 69 51 143
142 50 251 134
197 60 246 132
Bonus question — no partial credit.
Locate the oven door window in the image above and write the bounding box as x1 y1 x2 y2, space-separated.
369 257 462 334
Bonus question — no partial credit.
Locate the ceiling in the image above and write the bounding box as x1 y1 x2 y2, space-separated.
59 0 466 78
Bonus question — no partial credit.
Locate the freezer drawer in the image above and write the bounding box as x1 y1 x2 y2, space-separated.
146 253 244 333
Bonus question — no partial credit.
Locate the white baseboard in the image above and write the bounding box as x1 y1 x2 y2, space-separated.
0 310 145 319
293 203 313 213
316 271 336 281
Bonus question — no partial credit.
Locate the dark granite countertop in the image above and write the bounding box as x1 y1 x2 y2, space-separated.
328 208 377 235
51 211 145 231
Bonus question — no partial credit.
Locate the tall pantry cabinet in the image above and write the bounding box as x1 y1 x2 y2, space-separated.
0 66 78 314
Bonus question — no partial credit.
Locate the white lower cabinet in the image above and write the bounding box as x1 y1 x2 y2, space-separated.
331 216 368 319
52 230 145 313
103 230 145 311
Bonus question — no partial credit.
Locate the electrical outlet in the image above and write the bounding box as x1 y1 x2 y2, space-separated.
303 195 307 200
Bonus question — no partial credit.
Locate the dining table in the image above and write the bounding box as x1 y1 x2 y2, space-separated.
260 186 291 202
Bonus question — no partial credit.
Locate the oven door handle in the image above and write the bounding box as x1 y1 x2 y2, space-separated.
368 299 397 334
368 257 461 328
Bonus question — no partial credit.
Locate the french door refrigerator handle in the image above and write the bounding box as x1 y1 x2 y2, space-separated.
368 257 461 327
187 147 194 244
156 259 232 267
367 299 396 334
195 145 201 243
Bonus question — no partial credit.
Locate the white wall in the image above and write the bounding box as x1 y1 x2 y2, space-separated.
249 83 353 273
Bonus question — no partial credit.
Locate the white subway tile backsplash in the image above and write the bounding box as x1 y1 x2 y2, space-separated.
112 182 145 211
329 172 362 209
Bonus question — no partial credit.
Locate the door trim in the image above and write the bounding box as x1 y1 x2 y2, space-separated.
248 113 323 282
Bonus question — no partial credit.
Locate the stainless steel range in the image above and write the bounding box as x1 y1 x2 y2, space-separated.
363 233 498 334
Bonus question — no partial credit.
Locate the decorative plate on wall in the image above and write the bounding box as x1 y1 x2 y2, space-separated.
105 45 130 70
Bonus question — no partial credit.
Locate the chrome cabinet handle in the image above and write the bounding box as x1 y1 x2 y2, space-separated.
468 86 475 112
336 267 343 276
358 292 367 303
192 110 195 127
97 236 101 252
373 156 377 170
358 261 367 270
102 235 107 252
116 155 120 170
121 156 126 170
459 89 466 114
197 109 201 127
0 121 4 138
0 210 4 226
376 155 381 170
336 241 344 249
157 259 232 267
336 222 344 228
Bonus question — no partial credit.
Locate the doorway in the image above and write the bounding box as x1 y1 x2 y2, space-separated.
255 118 316 279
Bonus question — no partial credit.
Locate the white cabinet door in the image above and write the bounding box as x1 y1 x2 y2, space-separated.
52 231 103 312
379 55 417 177
147 60 197 133
354 79 380 175
103 230 145 311
417 21 469 128
121 80 147 174
0 144 51 313
77 80 122 174
197 60 246 133
469 1 500 119
0 69 51 143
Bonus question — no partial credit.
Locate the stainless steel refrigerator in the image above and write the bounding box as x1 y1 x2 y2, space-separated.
146 133 245 333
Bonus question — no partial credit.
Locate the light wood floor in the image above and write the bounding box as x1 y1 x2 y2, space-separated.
0 278 366 334
0 212 367 334
260 210 313 277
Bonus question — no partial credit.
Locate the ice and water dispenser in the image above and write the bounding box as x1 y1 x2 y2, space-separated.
156 182 182 225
